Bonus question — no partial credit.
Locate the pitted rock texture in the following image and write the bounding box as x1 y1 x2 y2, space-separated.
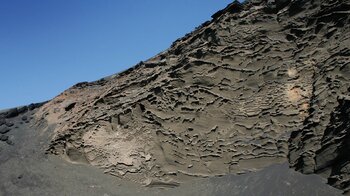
31 0 350 192
284 0 350 193
290 97 350 193
314 97 350 192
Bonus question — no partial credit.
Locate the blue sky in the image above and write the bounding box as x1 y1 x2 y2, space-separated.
0 0 242 109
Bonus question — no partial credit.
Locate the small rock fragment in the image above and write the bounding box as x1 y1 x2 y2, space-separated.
0 134 8 141
5 108 19 118
0 127 10 134
21 116 28 121
5 122 14 127
0 118 5 126
6 139 14 145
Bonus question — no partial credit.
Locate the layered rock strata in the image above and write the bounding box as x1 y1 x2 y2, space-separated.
26 0 350 192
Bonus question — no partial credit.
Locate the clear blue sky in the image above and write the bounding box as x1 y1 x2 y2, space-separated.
0 0 242 109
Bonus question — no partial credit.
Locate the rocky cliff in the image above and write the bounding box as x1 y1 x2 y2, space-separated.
1 0 349 194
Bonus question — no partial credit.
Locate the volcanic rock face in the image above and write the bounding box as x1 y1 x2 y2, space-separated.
29 0 350 192
285 0 350 192
294 97 350 192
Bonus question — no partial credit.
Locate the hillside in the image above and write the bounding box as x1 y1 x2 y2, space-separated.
0 0 349 195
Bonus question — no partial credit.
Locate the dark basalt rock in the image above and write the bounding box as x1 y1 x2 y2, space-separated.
5 122 14 127
72 82 89 89
6 139 14 145
0 127 10 134
4 105 31 119
5 108 19 118
0 134 8 141
264 0 291 13
64 102 76 112
318 98 350 191
211 0 243 19
21 116 28 121
28 102 47 111
17 106 28 114
0 118 5 126
288 0 308 16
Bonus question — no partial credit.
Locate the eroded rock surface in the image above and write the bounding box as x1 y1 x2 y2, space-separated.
285 0 350 193
26 0 350 193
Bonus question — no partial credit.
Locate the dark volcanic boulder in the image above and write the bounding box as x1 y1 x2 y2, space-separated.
6 139 13 145
17 106 28 114
5 122 14 127
0 118 5 126
0 127 10 134
0 134 9 142
21 116 28 121
211 0 243 19
28 102 46 111
5 108 19 118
